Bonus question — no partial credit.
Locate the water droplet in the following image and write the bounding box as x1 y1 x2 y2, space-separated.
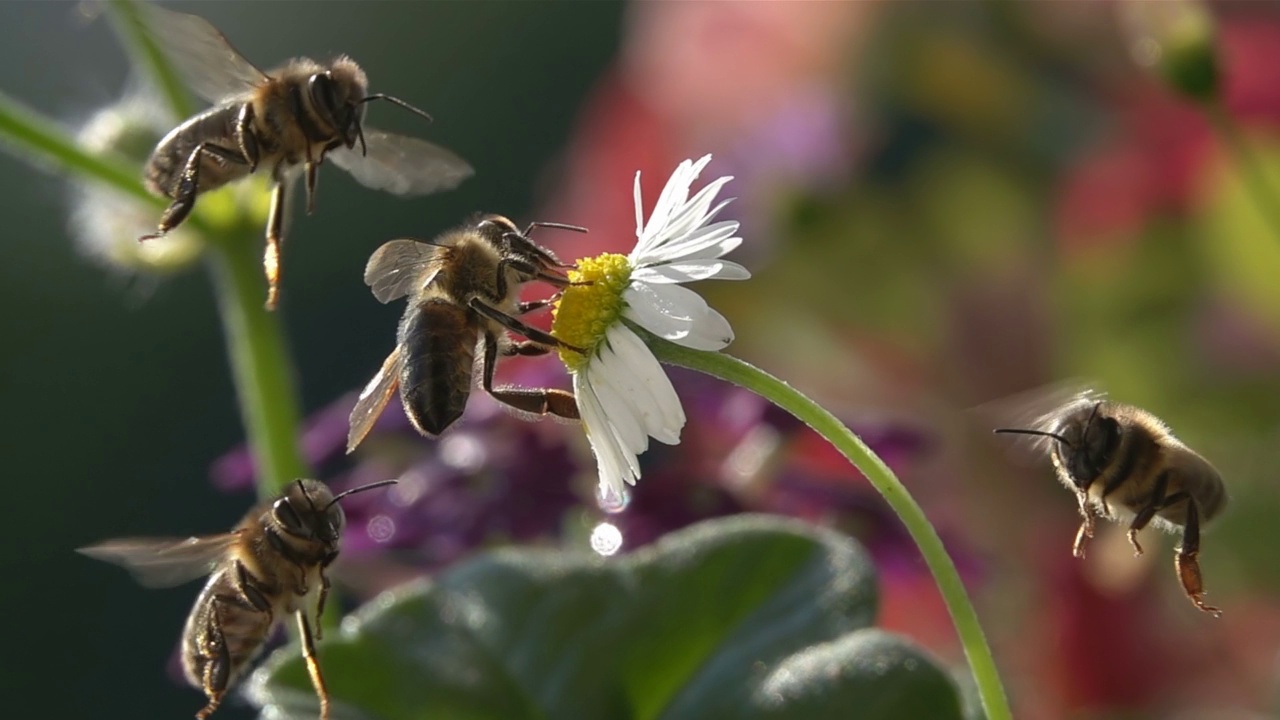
597 484 631 513
366 514 396 543
590 522 623 556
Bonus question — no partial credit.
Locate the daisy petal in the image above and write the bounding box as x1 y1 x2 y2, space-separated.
632 259 751 284
605 324 685 439
575 372 636 493
649 176 734 249
638 220 740 265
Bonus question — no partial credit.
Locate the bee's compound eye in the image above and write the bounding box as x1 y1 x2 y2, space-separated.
325 505 345 542
308 73 340 120
273 497 304 533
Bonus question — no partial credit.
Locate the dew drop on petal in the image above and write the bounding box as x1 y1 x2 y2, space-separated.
366 514 397 544
597 483 631 513
590 522 623 557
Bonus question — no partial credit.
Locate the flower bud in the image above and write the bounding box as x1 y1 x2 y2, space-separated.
1121 0 1220 103
70 94 203 273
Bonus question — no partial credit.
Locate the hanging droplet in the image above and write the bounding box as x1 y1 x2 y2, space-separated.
589 522 623 557
597 483 631 513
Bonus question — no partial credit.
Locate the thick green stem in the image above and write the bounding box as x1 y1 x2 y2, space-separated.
646 333 1012 720
207 233 308 501
1207 104 1280 245
0 91 158 206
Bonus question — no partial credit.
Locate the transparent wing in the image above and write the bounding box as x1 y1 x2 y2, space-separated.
328 129 473 196
347 346 405 454
138 3 269 103
77 533 240 589
364 239 445 304
977 381 1105 455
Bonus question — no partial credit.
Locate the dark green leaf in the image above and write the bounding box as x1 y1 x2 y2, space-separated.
249 515 961 720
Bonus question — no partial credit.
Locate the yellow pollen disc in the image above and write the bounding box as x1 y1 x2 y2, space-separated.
551 253 632 371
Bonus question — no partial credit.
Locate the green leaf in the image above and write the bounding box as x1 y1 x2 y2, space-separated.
249 515 962 720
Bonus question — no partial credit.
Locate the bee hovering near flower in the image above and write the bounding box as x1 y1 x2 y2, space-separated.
347 215 588 453
137 4 473 308
79 478 397 720
995 391 1228 616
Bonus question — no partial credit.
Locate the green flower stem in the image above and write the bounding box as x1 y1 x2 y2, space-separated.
104 0 194 119
1207 104 1280 244
0 91 158 206
206 231 308 501
646 333 1012 720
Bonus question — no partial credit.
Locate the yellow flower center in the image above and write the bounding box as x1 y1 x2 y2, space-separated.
551 253 632 370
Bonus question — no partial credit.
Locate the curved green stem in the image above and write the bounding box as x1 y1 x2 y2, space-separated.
207 229 308 501
646 333 1012 720
1207 104 1280 245
0 91 159 206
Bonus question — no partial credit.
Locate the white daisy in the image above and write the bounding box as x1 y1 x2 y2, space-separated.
552 154 749 505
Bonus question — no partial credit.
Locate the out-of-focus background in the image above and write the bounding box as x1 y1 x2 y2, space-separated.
4 1 1280 719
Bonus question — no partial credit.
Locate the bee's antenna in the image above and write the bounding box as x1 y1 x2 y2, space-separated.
325 479 398 510
353 116 368 157
359 94 433 124
522 221 589 238
993 428 1073 447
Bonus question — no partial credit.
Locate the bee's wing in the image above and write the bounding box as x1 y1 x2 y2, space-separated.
977 381 1106 454
328 129 473 196
77 533 241 589
347 346 405 454
364 239 445 304
138 4 269 103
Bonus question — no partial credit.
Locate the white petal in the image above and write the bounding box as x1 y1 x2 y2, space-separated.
639 220 740 265
604 324 685 440
655 181 732 245
590 349 650 455
575 371 637 493
638 158 694 248
633 170 644 241
624 283 734 351
632 259 751 284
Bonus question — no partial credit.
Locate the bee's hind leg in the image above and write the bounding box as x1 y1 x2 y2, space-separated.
1175 499 1222 617
480 330 579 422
263 180 290 310
143 142 247 242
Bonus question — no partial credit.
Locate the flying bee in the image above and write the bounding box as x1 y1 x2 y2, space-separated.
137 4 473 309
994 391 1227 616
347 214 586 453
78 478 397 719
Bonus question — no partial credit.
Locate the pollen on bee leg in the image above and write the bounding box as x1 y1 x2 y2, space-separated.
263 240 281 310
550 253 632 370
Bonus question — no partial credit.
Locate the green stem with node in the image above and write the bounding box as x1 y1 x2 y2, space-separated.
104 0 308 502
643 328 1012 720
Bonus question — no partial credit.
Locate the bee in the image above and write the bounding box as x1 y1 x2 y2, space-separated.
137 4 473 309
78 478 396 719
995 391 1227 616
347 214 586 452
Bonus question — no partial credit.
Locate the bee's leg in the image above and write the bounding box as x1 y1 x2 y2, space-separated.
1175 499 1222 617
296 610 332 720
480 331 579 421
1125 471 1171 556
314 559 335 641
515 294 562 315
195 593 254 720
142 142 247 241
263 180 289 310
305 161 319 215
234 104 260 174
1072 493 1096 559
468 298 586 353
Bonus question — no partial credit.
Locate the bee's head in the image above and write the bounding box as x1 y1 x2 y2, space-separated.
995 400 1121 484
474 214 585 277
311 57 434 157
270 478 396 547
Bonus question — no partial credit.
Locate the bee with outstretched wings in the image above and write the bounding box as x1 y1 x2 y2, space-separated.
137 4 473 308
